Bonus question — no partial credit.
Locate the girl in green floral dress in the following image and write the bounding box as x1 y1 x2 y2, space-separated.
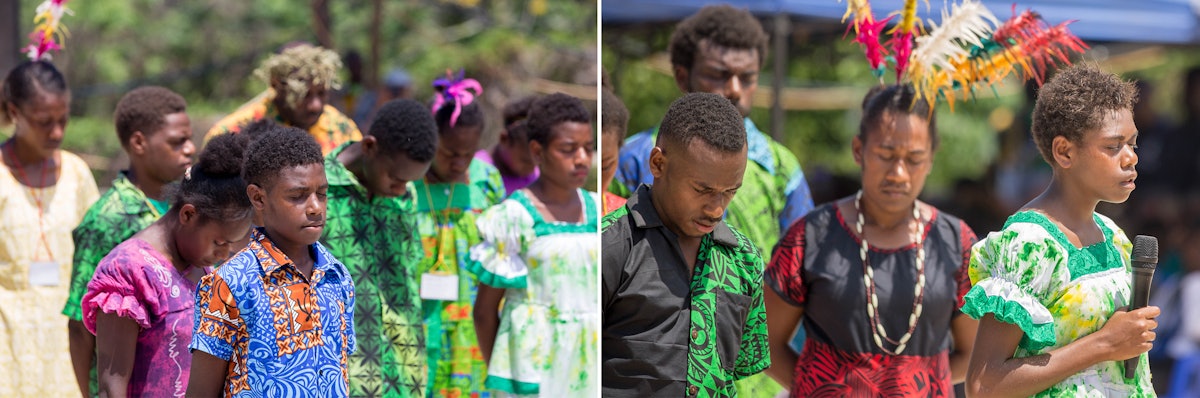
963 64 1159 397
469 94 597 397
417 73 504 398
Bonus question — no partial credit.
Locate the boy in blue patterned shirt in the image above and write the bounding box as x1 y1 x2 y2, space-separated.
188 124 357 397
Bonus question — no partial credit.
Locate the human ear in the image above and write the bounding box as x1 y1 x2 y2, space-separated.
649 146 667 179
179 203 198 226
361 135 377 156
528 140 544 165
247 184 267 211
852 135 864 168
129 131 148 155
673 65 691 94
1052 135 1074 168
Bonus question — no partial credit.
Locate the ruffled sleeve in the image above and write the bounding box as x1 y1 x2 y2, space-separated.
467 200 536 289
961 222 1065 352
81 242 163 333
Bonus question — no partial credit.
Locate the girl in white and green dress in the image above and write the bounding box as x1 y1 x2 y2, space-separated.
469 94 597 397
963 65 1158 397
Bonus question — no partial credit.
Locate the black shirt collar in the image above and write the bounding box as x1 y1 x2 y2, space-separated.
627 184 739 248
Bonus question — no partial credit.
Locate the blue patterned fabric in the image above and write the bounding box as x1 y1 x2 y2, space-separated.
190 227 357 397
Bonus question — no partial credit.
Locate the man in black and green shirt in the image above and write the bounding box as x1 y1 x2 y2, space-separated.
63 86 195 397
320 99 439 397
602 93 769 397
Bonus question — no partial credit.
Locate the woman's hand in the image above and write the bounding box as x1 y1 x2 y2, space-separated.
1093 306 1159 362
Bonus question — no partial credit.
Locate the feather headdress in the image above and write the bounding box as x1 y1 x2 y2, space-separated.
842 0 1088 110
23 0 72 61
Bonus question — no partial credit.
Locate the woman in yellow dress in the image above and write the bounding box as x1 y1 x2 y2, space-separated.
0 59 100 397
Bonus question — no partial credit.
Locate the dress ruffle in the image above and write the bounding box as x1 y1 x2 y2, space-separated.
83 290 151 332
961 279 1056 351
468 200 535 289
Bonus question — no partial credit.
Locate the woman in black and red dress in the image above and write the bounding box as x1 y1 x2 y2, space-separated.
764 84 980 397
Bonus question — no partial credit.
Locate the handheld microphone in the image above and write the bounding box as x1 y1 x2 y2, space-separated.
1125 235 1158 379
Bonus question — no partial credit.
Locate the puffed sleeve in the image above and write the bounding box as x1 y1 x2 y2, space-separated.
960 223 1065 351
82 244 161 332
467 200 535 289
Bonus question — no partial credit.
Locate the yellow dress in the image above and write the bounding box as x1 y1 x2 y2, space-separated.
0 150 99 397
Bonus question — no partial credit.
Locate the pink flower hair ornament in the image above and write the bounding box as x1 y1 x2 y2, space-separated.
431 70 483 128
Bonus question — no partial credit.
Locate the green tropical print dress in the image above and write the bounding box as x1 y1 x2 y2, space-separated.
962 211 1155 397
413 159 504 398
465 189 598 397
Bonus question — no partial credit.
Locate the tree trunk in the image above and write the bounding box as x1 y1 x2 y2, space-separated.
1 0 20 75
368 0 383 89
311 0 334 49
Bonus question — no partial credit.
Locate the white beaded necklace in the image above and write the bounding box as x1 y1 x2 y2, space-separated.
854 190 926 355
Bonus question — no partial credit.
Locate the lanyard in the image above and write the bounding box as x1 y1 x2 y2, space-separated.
4 141 56 261
422 181 458 274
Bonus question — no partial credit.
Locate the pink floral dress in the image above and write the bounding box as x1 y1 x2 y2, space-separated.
82 238 209 397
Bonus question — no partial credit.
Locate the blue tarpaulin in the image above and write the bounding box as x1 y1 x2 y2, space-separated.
602 0 1200 44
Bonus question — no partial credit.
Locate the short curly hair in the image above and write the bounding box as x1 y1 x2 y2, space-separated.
601 88 628 141
369 99 439 163
172 133 253 221
669 5 768 70
1032 64 1137 165
242 124 324 188
114 86 188 146
526 93 591 146
657 92 745 153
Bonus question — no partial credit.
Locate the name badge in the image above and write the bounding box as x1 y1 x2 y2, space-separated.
29 261 59 287
420 273 459 301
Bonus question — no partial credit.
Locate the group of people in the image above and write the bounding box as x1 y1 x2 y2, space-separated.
601 5 1159 398
1 42 602 397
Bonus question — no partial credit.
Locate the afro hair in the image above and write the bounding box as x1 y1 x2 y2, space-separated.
1032 64 1137 165
368 99 439 163
669 5 769 70
114 86 188 146
241 124 324 188
526 93 591 145
657 92 745 153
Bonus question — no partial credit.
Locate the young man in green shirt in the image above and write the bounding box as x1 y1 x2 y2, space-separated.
64 86 194 397
320 99 439 397
603 93 769 397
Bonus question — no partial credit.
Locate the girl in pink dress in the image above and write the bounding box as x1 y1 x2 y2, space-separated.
81 134 255 397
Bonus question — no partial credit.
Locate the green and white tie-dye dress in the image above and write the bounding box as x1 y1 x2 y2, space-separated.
466 188 599 397
962 210 1155 397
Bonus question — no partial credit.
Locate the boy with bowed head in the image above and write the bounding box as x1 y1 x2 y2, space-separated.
603 92 769 397
321 98 440 397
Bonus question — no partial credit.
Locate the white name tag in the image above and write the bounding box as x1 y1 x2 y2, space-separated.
29 261 59 287
420 273 459 301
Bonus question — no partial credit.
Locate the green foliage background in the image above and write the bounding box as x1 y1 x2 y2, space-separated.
603 19 1200 201
9 0 597 184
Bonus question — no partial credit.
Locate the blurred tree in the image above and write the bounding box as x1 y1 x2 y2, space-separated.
9 0 596 183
